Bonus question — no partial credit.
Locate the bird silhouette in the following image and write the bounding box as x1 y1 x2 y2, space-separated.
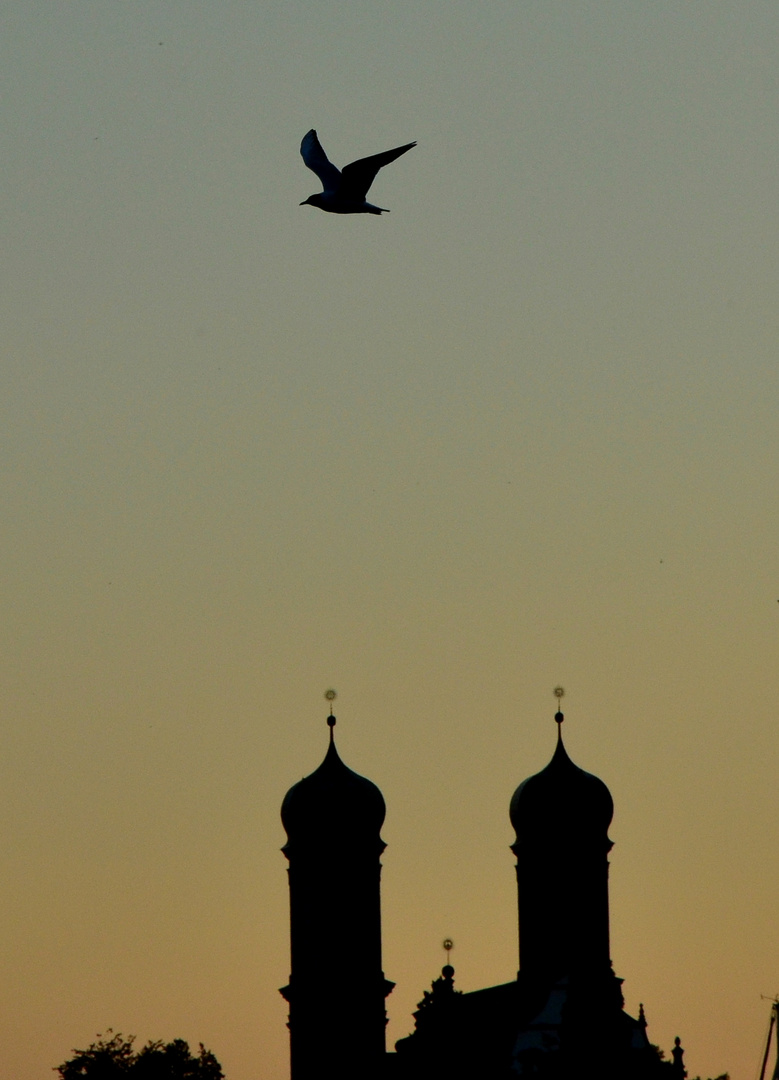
299 129 416 215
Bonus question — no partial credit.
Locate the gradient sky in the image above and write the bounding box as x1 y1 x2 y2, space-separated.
2 2 778 1078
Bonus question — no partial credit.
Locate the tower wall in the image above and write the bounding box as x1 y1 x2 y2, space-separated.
514 831 611 983
281 728 391 1080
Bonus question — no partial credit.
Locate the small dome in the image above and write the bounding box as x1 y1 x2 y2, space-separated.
510 723 613 844
281 729 386 849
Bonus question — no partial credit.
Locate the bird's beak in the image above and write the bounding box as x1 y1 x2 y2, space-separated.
299 198 309 206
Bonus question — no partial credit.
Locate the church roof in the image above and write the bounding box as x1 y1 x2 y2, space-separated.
281 718 386 849
509 712 613 844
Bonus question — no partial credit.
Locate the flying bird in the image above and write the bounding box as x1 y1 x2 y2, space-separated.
299 129 416 215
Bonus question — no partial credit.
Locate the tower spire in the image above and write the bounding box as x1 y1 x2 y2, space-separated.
510 691 613 985
281 695 392 1080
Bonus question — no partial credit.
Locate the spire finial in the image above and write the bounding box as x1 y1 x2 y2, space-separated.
441 938 454 980
553 686 565 738
324 689 337 742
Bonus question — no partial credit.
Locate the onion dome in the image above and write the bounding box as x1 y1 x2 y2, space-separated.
281 714 386 850
509 710 613 844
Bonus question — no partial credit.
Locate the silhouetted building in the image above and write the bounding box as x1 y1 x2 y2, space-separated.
280 712 393 1080
281 705 685 1079
511 709 613 985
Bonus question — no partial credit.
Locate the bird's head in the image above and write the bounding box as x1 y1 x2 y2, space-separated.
300 193 326 209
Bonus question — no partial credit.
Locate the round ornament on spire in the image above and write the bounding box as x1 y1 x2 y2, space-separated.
553 686 565 727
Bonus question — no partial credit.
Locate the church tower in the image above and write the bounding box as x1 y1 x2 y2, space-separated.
395 697 665 1078
509 699 614 989
280 701 393 1080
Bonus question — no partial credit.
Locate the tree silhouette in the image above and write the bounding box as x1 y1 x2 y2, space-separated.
55 1030 224 1080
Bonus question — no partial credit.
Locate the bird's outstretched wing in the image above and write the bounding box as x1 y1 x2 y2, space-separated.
339 141 417 200
300 129 341 193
